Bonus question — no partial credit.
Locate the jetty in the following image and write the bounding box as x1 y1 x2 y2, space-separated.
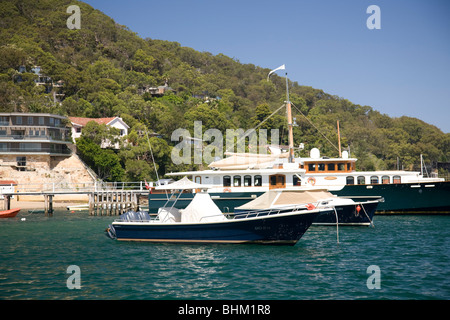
1 181 150 216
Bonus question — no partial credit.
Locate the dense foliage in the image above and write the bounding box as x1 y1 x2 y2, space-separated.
1 0 449 181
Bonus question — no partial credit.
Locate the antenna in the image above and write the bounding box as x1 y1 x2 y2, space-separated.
337 120 342 158
266 65 294 163
285 72 294 163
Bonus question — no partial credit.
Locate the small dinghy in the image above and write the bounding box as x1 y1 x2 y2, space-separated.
0 208 21 218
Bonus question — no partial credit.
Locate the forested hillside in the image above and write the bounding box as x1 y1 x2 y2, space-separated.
1 0 449 181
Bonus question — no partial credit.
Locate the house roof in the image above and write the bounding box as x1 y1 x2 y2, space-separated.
0 180 17 185
69 117 129 128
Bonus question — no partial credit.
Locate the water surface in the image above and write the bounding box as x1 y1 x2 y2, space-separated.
0 211 448 299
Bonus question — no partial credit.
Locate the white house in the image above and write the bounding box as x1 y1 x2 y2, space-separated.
69 116 130 149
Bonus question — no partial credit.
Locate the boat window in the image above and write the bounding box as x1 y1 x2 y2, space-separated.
195 176 201 184
327 163 335 171
293 175 301 186
370 176 379 184
338 163 346 171
357 176 365 185
382 176 390 184
254 175 262 186
233 175 241 187
244 175 252 187
346 176 354 185
393 175 401 184
347 163 351 171
223 175 231 187
270 175 277 186
308 163 316 172
278 175 285 185
318 163 325 171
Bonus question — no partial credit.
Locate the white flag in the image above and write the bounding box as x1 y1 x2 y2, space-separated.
267 64 285 80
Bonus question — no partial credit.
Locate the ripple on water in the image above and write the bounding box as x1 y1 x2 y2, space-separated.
0 213 449 299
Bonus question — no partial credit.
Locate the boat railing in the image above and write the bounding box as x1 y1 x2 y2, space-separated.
10 181 154 193
113 204 315 223
229 204 310 220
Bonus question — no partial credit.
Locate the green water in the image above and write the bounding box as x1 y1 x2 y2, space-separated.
0 210 449 300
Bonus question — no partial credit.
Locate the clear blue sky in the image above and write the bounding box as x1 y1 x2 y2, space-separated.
83 0 450 133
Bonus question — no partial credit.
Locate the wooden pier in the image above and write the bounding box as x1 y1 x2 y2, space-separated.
1 190 147 216
89 191 141 216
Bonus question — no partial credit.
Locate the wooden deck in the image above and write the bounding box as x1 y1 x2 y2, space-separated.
1 190 148 215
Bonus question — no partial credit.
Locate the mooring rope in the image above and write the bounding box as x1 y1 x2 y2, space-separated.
360 203 375 227
333 206 340 244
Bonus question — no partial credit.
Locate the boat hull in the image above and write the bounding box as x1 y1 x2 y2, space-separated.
0 208 20 218
312 201 378 226
110 210 320 245
148 181 450 215
332 181 450 214
233 201 379 226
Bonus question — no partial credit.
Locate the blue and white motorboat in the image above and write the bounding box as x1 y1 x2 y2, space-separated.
106 177 331 245
234 189 379 226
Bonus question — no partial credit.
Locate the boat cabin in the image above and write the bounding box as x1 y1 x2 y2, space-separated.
302 159 355 173
165 146 439 193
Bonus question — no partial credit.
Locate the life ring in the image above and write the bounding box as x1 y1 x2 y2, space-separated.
305 203 316 210
307 177 316 186
223 187 232 193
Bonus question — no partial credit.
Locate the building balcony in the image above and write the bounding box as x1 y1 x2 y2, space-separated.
0 134 72 144
0 113 69 129
1 123 69 129
0 146 72 156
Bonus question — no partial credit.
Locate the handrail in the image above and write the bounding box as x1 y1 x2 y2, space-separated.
114 204 317 224
230 204 311 220
7 181 151 193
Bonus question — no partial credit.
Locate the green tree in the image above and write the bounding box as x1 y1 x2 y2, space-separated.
78 121 120 146
76 136 124 181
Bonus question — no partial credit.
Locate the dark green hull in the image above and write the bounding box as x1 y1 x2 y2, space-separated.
331 181 450 214
148 181 450 215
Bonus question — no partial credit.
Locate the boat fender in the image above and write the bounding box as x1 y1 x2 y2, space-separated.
223 188 232 192
306 203 315 210
307 177 316 186
355 205 361 217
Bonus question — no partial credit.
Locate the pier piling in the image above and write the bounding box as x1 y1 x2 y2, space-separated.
44 195 53 215
88 190 140 216
3 195 11 211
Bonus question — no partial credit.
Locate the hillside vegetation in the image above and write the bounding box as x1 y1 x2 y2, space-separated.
1 0 449 181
